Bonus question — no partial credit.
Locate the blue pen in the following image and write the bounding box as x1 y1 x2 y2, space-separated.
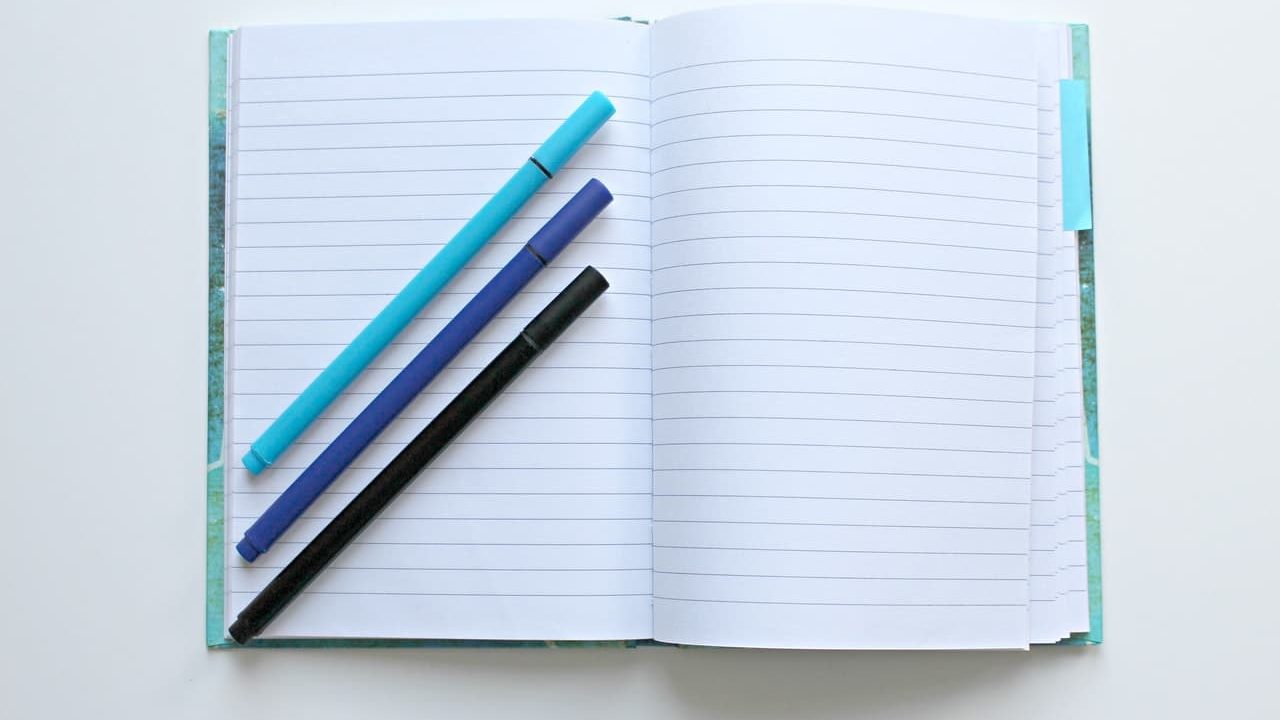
241 91 615 474
236 179 613 562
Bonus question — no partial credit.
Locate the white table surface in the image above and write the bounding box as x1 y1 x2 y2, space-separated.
3 0 1277 717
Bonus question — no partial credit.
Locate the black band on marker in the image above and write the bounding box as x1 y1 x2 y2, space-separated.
524 243 550 266
529 156 553 178
518 330 542 352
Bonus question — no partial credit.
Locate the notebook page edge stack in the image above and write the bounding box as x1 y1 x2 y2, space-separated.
1030 22 1064 643
1030 22 1092 643
1058 23 1092 635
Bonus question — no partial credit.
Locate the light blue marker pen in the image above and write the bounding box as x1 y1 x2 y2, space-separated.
241 91 615 474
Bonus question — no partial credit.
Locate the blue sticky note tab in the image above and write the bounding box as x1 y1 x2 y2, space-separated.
1059 79 1093 230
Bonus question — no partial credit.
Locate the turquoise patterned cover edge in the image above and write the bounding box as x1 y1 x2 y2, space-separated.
1060 22 1103 646
205 24 1102 648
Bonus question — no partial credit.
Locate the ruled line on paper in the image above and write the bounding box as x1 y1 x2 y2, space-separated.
234 290 651 298
651 338 1034 353
241 565 654 571
232 591 653 597
649 390 1031 404
238 390 653 397
652 311 1036 328
654 259 1036 280
651 443 1028 455
267 541 654 547
652 468 1026 479
652 158 1037 180
239 166 651 176
238 490 652 497
653 597 1025 607
652 184 1036 204
650 57 1037 82
654 493 1028 505
655 571 1026 581
650 286 1037 304
237 465 654 472
650 82 1037 105
234 339 651 347
654 544 1025 556
231 516 654 522
652 209 1036 229
651 234 1039 254
259 441 654 448
237 140 649 152
653 520 1025 530
237 190 651 201
236 363 651 371
238 240 653 249
241 118 652 129
240 67 653 81
653 364 1032 378
651 132 1037 155
652 107 1036 130
239 92 650 104
236 216 651 225
654 417 1026 429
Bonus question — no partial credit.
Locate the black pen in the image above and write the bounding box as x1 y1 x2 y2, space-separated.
229 267 610 644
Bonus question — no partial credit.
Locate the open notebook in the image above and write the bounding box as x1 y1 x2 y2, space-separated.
207 5 1101 649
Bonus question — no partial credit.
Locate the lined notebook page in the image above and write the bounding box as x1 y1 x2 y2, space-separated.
648 6 1041 649
224 20 654 640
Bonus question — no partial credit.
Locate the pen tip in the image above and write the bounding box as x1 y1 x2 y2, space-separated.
228 619 252 645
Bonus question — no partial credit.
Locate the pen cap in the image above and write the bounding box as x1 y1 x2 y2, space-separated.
531 91 615 176
526 179 613 262
523 267 609 349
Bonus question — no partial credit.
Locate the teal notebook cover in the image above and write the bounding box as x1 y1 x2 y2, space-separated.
206 24 1102 648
